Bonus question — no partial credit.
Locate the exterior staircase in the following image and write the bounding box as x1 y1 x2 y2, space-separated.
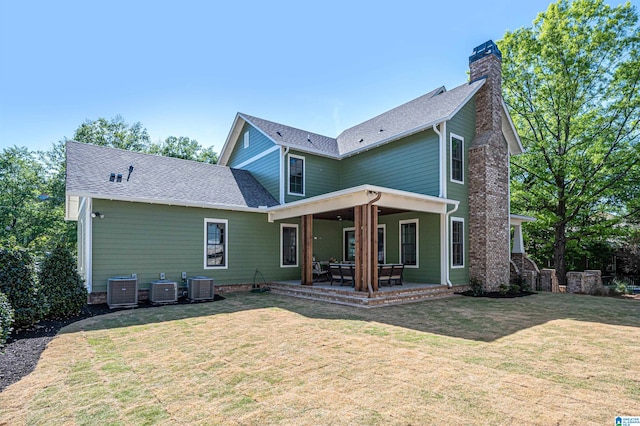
269 282 468 308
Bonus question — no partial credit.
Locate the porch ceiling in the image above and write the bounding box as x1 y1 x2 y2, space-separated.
267 185 458 222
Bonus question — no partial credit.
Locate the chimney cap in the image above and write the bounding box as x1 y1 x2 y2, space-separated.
469 40 502 64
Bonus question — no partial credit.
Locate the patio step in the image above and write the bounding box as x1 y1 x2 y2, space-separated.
269 283 465 308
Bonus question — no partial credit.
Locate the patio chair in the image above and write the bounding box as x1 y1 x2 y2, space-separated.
313 261 328 282
339 264 355 287
378 264 394 287
390 264 404 285
329 264 342 285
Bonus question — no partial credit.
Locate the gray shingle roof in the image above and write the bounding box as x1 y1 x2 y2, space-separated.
239 80 484 158
66 141 279 209
336 81 483 155
240 113 340 157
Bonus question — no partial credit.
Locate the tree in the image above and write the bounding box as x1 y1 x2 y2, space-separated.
0 147 49 250
500 0 640 284
147 136 217 163
72 115 150 151
38 243 87 319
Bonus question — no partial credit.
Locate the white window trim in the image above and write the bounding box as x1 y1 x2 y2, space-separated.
280 223 299 268
204 218 229 270
287 153 305 196
342 227 355 262
450 133 464 184
450 217 465 269
399 219 419 268
243 130 250 148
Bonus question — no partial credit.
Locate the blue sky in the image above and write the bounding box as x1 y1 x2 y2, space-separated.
1 0 637 154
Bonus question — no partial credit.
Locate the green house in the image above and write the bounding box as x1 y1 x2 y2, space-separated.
65 40 526 303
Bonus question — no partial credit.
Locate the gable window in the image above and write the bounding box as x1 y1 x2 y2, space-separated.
451 217 464 268
204 219 228 269
243 131 250 148
399 219 418 267
281 224 298 267
288 154 305 196
450 134 464 183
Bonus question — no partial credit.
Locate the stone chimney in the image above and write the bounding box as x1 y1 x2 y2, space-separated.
467 40 510 291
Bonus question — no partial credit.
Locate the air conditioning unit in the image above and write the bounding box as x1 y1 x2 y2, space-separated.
107 277 138 309
149 280 178 304
187 277 214 301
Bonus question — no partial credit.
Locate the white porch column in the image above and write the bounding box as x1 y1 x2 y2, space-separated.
512 223 525 254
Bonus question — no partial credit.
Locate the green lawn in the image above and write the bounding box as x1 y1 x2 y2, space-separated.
1 292 639 425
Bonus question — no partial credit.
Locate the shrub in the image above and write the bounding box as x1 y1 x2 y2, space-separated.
0 249 48 327
0 291 14 346
499 283 509 295
508 284 521 295
469 277 484 296
39 244 87 319
609 279 630 296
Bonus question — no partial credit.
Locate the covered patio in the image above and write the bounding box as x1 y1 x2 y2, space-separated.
268 185 460 296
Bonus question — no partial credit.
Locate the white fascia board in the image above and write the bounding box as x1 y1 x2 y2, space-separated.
510 214 536 225
65 195 80 221
66 192 270 214
267 184 457 222
502 100 525 155
218 114 247 166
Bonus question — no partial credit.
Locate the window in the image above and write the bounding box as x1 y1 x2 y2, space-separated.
288 154 305 195
378 225 386 264
450 134 464 183
343 225 385 263
451 217 464 268
399 220 418 267
243 131 250 148
204 219 228 269
281 224 298 267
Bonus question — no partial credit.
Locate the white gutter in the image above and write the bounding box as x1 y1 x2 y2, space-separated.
85 197 93 293
444 201 460 288
432 121 447 198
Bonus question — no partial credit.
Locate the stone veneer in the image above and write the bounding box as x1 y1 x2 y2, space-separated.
468 42 511 291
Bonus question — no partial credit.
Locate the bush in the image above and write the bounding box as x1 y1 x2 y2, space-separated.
508 284 521 295
0 291 14 346
39 244 87 319
470 277 484 296
609 279 630 296
499 283 509 295
0 249 48 327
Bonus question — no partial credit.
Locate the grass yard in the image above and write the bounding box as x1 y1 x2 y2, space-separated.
1 292 639 425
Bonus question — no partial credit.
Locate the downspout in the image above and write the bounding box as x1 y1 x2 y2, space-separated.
366 190 382 298
432 121 447 199
280 146 290 204
444 201 460 288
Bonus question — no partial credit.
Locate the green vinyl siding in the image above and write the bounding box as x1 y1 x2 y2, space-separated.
379 212 441 284
339 129 440 196
90 199 300 292
445 98 475 284
310 219 343 262
285 150 341 203
227 123 276 167
239 149 280 201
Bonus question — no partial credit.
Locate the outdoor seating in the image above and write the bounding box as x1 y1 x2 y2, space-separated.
329 264 355 286
378 264 394 286
312 261 328 282
390 264 404 285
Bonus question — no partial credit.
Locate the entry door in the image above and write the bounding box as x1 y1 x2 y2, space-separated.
343 226 385 263
344 229 355 262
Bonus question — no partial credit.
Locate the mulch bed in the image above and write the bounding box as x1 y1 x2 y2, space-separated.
0 295 224 392
456 290 538 298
